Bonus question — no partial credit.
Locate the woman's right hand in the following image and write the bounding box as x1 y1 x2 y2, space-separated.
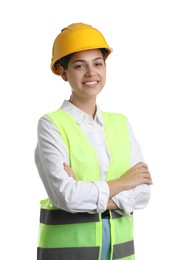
108 162 152 198
120 162 152 189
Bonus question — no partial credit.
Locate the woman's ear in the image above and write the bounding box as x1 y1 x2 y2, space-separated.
59 66 68 81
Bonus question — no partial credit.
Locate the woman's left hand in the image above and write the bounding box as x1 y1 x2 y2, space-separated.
63 163 76 180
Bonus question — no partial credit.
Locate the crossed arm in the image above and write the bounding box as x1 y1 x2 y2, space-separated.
36 116 152 214
63 162 152 210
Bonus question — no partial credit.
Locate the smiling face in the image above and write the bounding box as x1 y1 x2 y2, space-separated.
60 49 106 105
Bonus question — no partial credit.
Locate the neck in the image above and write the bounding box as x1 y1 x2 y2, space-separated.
69 96 97 118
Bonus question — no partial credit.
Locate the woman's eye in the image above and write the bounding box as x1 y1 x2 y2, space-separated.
95 62 103 67
74 64 85 69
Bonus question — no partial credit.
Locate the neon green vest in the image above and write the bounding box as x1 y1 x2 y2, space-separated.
38 110 135 260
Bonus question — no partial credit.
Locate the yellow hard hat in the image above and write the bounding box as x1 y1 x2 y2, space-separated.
51 23 112 75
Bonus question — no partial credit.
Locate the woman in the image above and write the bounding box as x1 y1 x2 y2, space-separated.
35 23 152 260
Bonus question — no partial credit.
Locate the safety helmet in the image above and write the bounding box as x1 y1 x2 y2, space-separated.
51 23 112 75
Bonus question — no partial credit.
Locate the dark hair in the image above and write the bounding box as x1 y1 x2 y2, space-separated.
54 53 73 71
100 48 109 59
54 48 109 71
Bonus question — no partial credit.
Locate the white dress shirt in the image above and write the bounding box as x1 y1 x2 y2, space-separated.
35 100 150 215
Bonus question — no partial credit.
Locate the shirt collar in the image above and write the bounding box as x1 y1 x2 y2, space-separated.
60 100 104 126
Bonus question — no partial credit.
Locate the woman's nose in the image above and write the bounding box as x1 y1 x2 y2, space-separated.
84 65 96 77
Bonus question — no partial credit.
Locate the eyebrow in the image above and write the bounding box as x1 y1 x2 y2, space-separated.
71 57 103 65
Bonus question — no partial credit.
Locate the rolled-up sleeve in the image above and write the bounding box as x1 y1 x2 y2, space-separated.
112 184 151 215
92 181 110 213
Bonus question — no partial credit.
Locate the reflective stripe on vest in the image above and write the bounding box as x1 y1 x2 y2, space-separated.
40 205 125 225
38 242 134 260
113 241 135 259
38 110 135 260
37 247 99 260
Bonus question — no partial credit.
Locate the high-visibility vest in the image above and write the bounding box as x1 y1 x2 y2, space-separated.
38 110 135 260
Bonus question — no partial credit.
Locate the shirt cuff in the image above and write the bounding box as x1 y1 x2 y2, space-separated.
112 184 151 216
92 181 110 213
112 190 135 216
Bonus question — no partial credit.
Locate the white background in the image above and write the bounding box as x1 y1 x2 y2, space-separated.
0 0 178 259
